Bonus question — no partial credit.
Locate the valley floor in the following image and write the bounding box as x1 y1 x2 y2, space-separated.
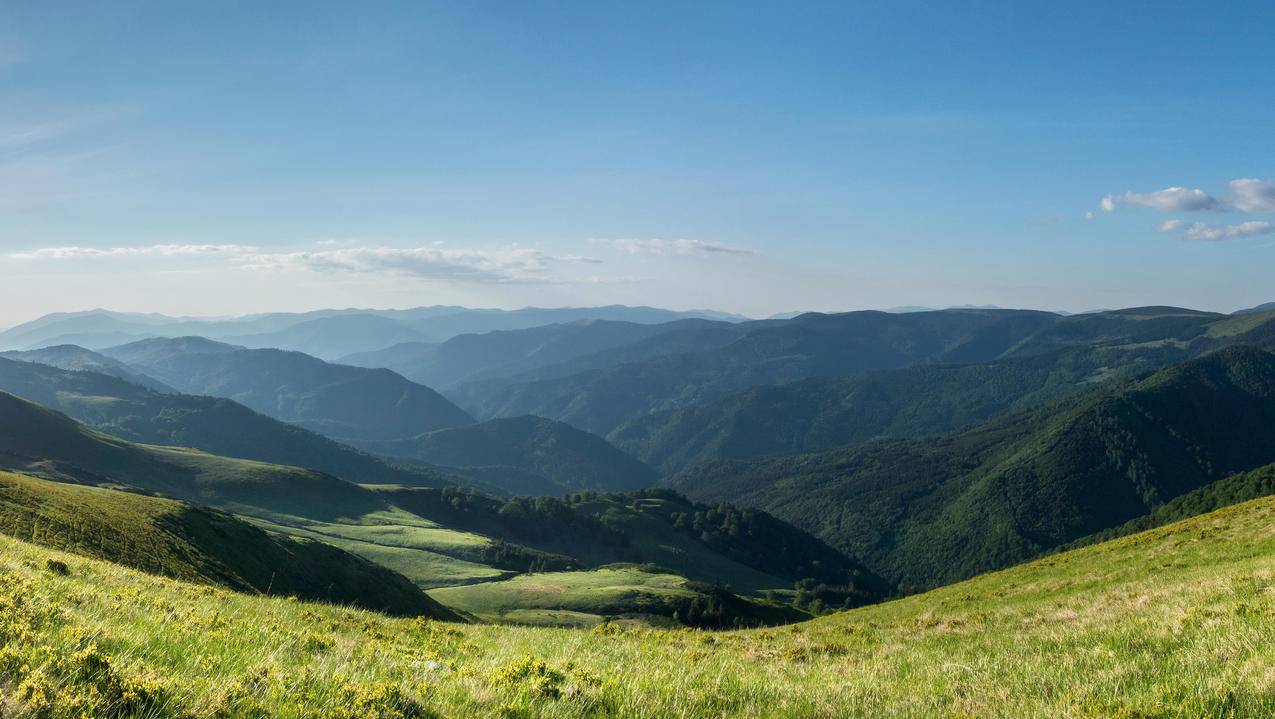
3 495 1274 717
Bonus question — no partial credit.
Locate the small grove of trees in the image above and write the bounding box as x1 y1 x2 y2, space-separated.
791 577 865 614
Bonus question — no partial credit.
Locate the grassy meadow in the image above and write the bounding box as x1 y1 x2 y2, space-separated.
2 491 1273 717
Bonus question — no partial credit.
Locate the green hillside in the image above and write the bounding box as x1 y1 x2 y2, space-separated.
0 356 457 488
669 346 1275 590
351 415 658 494
0 470 455 617
0 487 1270 717
102 337 475 441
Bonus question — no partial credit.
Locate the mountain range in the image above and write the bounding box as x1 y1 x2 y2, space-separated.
0 305 746 358
3 301 1275 634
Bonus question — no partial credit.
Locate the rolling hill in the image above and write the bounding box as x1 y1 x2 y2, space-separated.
0 470 454 617
350 415 658 494
668 346 1275 591
101 337 475 441
1 481 1270 716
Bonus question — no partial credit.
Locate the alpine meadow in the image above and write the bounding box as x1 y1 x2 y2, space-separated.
2 3 1274 718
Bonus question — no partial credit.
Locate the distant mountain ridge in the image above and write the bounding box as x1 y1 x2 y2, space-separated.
453 309 1063 434
0 305 749 357
102 337 475 441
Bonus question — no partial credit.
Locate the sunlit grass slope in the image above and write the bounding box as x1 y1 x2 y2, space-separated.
2 492 1272 717
0 470 456 619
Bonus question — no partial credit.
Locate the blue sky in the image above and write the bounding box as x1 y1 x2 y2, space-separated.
2 1 1274 323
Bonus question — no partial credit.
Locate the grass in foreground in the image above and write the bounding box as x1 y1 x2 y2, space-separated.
2 495 1273 717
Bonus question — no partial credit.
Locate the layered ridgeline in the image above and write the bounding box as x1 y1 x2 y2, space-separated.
0 390 886 625
669 346 1275 591
0 471 453 618
451 308 1064 434
0 305 744 357
1 487 1271 716
0 356 457 488
450 307 1275 436
339 318 748 389
613 307 1275 472
0 355 655 496
350 416 658 495
100 337 475 441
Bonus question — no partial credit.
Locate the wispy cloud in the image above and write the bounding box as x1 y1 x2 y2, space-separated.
1100 187 1221 213
8 243 606 285
10 244 259 260
241 246 560 282
596 238 757 256
1157 219 1274 242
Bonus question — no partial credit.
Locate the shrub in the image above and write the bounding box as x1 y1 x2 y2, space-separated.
44 558 70 576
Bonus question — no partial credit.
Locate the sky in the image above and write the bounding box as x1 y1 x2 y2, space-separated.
2 1 1274 325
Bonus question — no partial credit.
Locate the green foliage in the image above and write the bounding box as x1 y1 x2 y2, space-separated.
1067 461 1275 548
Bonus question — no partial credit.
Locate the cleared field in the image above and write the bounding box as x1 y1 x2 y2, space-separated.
244 516 508 589
428 566 698 624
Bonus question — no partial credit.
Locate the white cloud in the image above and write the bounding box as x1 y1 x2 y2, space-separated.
8 242 609 284
9 244 258 260
1100 187 1221 213
240 246 560 281
1101 178 1275 215
597 238 757 256
1157 220 1274 242
1227 178 1275 213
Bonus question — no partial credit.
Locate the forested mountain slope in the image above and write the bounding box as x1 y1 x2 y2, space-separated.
668 347 1275 590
